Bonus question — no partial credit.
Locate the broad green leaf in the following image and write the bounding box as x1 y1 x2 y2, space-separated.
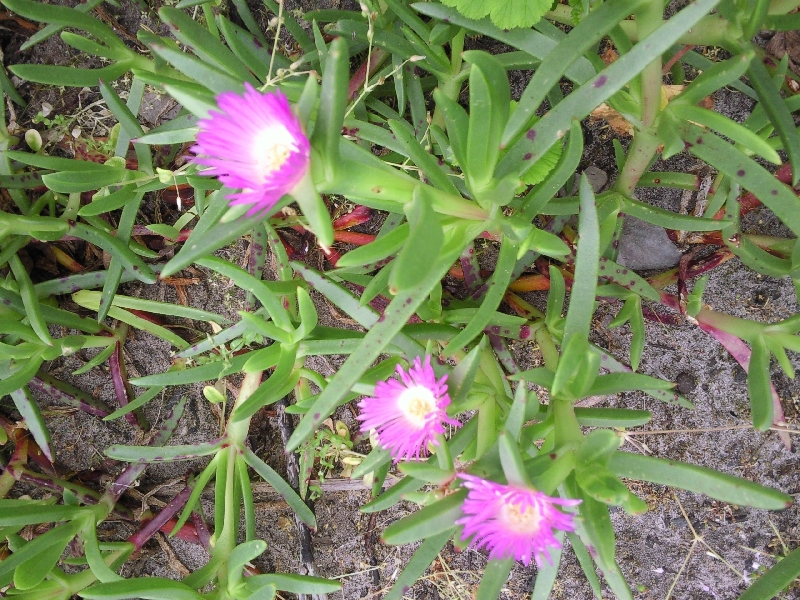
227 540 267 590
159 7 257 84
747 56 800 185
41 167 128 194
505 0 646 143
0 355 44 398
297 177 335 249
433 88 470 170
241 446 316 528
389 120 460 195
68 222 156 283
563 175 599 347
678 122 800 236
574 408 651 428
619 193 732 231
79 578 203 599
233 344 299 420
3 0 126 50
499 432 532 488
130 351 251 387
0 503 88 528
243 573 340 595
350 446 392 479
196 256 291 330
15 535 67 590
292 263 421 357
495 0 721 179
608 452 792 509
73 290 226 324
8 255 51 345
747 335 773 431
146 38 243 94
310 36 348 179
10 59 137 88
475 558 514 600
567 532 603 599
413 3 594 85
389 187 444 292
4 150 111 171
382 490 467 545
463 51 509 190
398 462 454 485
637 171 703 190
670 104 781 164
0 519 83 588
105 438 225 463
587 372 674 396
217 16 272 81
72 301 188 350
335 223 409 268
671 51 753 107
9 388 52 462
104 385 163 421
531 531 565 599
566 477 632 600
448 336 486 407
79 186 138 217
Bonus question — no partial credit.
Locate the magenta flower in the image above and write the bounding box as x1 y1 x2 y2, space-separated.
191 84 310 215
456 474 581 567
357 355 460 461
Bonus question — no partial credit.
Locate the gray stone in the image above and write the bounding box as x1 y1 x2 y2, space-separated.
583 165 609 192
616 216 682 270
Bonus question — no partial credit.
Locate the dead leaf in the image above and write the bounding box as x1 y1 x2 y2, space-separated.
590 103 634 136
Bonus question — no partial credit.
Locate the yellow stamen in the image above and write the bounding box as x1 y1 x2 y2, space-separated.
502 500 542 533
397 385 437 428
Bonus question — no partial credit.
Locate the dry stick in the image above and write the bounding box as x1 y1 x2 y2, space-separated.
275 397 325 600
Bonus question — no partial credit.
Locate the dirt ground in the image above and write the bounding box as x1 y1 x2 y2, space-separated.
1 0 799 599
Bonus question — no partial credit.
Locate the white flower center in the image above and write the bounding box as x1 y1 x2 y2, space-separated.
501 500 542 534
251 125 297 175
396 385 438 429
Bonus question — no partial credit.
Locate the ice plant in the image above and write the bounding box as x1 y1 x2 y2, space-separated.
456 474 581 567
191 83 311 215
357 355 460 461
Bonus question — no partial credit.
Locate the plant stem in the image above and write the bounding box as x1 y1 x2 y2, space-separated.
615 130 661 196
211 370 263 587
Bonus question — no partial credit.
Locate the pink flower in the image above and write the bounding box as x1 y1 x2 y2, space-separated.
456 474 581 567
191 84 310 215
357 356 460 462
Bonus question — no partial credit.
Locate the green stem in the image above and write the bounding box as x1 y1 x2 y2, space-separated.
614 130 661 196
212 370 264 587
432 29 465 131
